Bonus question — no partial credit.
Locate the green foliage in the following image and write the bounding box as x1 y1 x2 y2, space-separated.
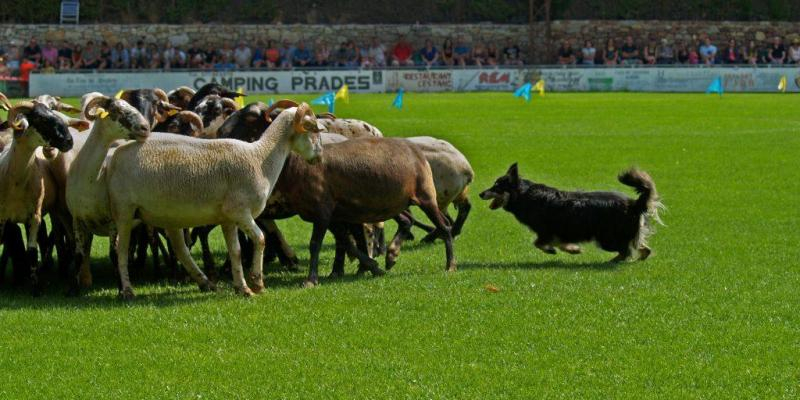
0 92 798 398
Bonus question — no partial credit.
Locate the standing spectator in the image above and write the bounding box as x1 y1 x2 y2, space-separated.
82 41 101 69
657 39 674 64
471 41 488 66
57 41 73 69
311 40 331 67
110 42 130 69
252 40 266 68
788 38 800 64
720 39 741 64
70 44 83 69
557 40 576 65
502 37 523 66
98 41 112 69
41 40 58 68
22 37 42 65
233 40 253 69
368 37 386 67
603 39 619 65
265 39 280 69
391 34 414 66
698 37 718 64
580 40 596 65
292 40 312 67
454 37 471 66
441 38 455 66
642 40 657 64
742 40 759 65
620 36 640 65
768 36 786 64
279 39 294 69
485 42 499 65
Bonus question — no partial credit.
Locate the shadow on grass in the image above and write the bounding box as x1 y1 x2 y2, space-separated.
457 259 622 271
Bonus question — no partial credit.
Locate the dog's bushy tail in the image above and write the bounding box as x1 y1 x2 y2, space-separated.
618 168 664 225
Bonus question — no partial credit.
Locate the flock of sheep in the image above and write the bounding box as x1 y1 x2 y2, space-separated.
0 84 474 298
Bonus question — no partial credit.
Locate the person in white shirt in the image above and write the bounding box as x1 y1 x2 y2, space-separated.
581 40 596 65
233 41 252 68
368 37 386 67
788 38 800 64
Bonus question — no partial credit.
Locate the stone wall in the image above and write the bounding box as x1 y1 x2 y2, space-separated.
2 21 799 63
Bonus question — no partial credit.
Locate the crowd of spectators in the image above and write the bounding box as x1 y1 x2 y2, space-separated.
0 35 524 76
557 34 800 66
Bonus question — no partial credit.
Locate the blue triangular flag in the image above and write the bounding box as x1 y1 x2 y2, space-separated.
268 98 275 107
392 89 404 109
311 91 336 113
514 82 532 102
706 77 723 96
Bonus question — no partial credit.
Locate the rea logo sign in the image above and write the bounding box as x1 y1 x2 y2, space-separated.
479 72 510 84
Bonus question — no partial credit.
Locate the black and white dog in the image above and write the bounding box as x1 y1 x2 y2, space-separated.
480 164 663 262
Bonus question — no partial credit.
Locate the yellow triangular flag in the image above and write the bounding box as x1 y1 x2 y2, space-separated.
235 87 245 109
533 79 545 97
114 89 125 99
778 75 787 93
335 84 350 104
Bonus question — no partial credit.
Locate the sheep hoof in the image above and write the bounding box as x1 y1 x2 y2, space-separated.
446 261 457 272
251 283 265 294
237 286 255 297
119 287 136 301
302 280 318 289
420 233 437 244
385 256 397 270
370 267 385 277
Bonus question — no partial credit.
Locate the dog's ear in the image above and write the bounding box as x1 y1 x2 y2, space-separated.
507 163 519 185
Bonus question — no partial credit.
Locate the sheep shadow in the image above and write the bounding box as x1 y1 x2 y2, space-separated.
457 259 624 271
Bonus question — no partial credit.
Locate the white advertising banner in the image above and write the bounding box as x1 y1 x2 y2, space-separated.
30 67 800 96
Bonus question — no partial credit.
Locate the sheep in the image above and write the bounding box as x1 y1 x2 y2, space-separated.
117 88 181 129
105 103 323 298
316 112 384 137
186 83 243 110
191 95 239 138
65 96 151 294
34 95 82 115
79 92 104 120
167 86 196 110
152 111 204 137
0 101 74 295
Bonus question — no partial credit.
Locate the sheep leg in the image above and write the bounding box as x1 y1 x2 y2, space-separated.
221 224 252 296
263 220 299 270
24 218 43 296
38 222 54 272
418 202 456 272
329 226 348 278
238 218 266 293
164 228 215 293
374 223 386 257
346 224 383 277
305 222 328 288
386 213 414 270
450 199 471 238
114 221 136 300
198 228 217 279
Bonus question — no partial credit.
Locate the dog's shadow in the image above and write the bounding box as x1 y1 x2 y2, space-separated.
458 258 623 271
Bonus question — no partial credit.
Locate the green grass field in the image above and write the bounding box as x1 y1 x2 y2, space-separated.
1 92 798 398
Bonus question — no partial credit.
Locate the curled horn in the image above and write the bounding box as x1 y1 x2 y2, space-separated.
0 92 13 111
174 86 196 97
264 99 299 122
292 102 318 134
154 88 169 103
55 99 81 114
176 111 204 137
220 97 240 111
7 101 35 130
317 112 337 120
84 96 113 121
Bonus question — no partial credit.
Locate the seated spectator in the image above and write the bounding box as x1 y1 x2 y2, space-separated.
656 39 674 64
265 39 281 69
367 37 386 68
310 40 330 67
187 40 206 68
292 40 313 67
620 36 640 65
788 38 800 64
0 57 9 76
698 37 717 64
441 38 455 66
98 41 112 69
41 59 56 74
162 42 178 69
502 37 523 66
279 39 294 69
743 40 759 65
472 41 488 66
204 43 218 67
486 42 499 65
768 36 786 64
218 42 233 64
41 40 58 68
22 37 42 65
391 34 414 66
213 54 235 70
111 42 130 69
57 41 73 69
70 44 83 69
603 39 619 65
720 39 741 64
233 40 253 69
675 41 689 64
130 40 147 69
147 43 162 69
580 40 596 65
342 40 359 67
687 43 700 64
82 41 101 69
454 37 470 67
252 40 266 68
557 40 576 65
642 40 657 64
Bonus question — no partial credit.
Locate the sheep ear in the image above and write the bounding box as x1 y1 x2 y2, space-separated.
68 119 91 132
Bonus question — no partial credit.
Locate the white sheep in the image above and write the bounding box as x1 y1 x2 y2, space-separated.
105 103 323 298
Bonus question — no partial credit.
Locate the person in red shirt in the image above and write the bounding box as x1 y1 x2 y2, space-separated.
391 34 415 66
